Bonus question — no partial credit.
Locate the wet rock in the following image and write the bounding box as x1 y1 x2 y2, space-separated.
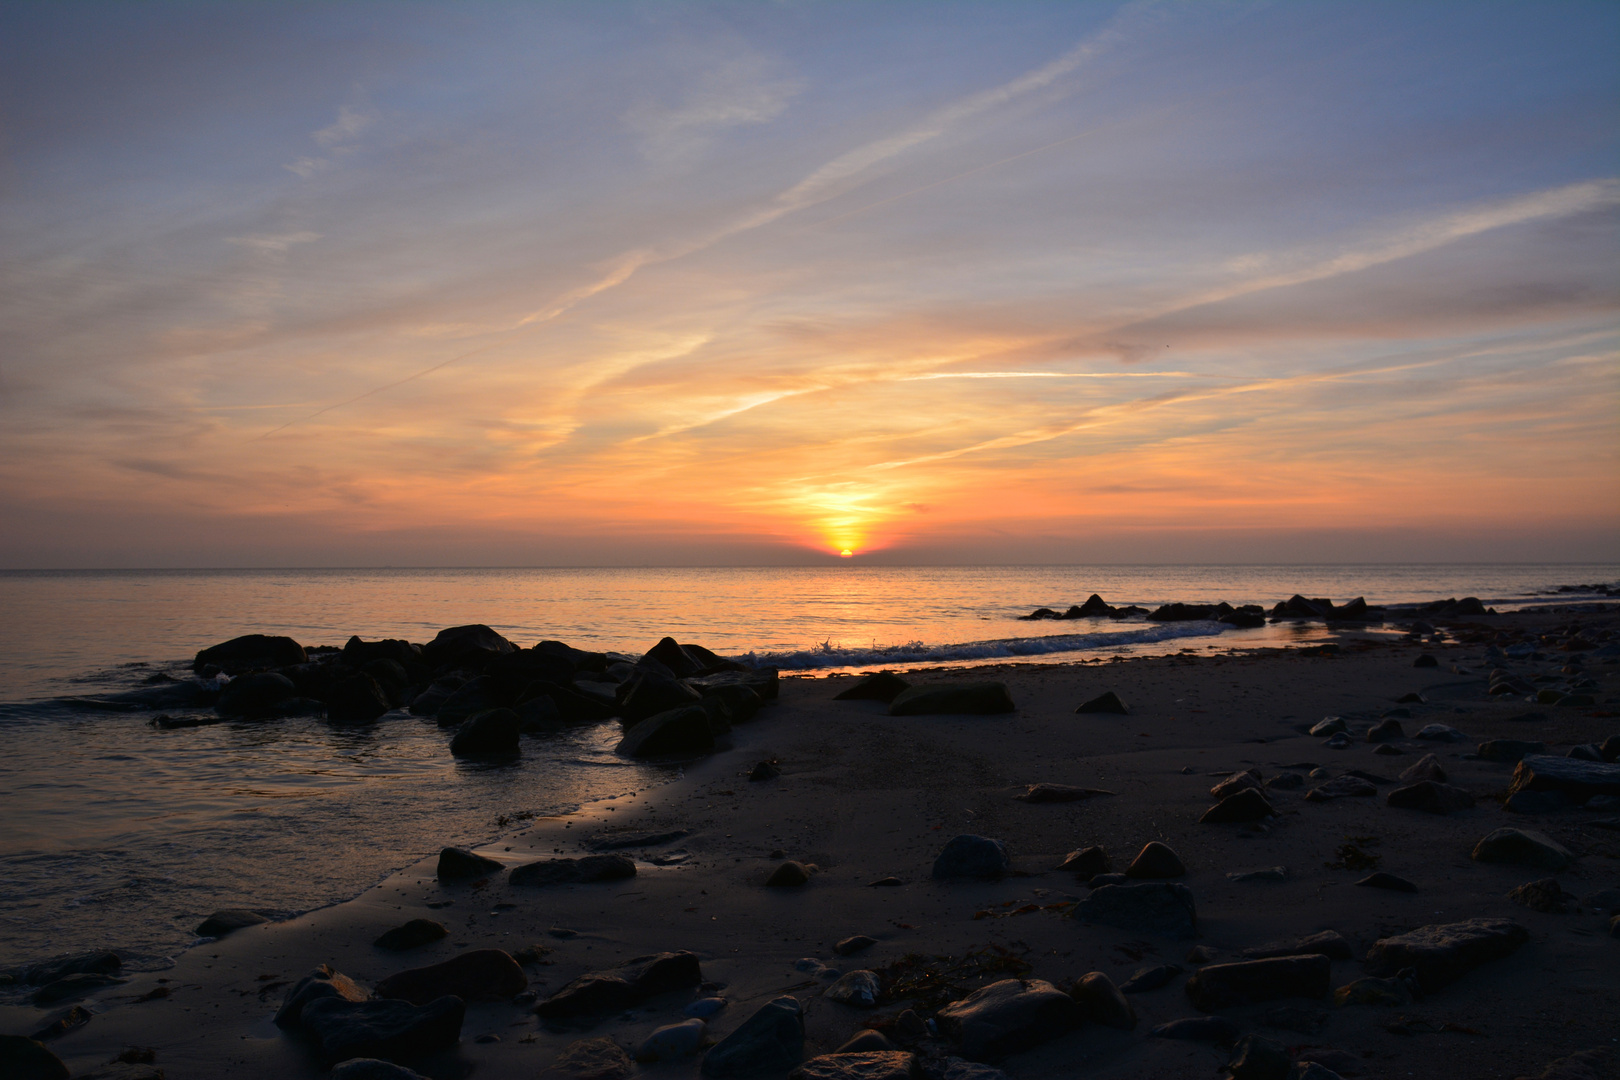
1069 971 1135 1029
766 861 812 887
834 936 877 957
375 948 526 1005
536 952 703 1018
1227 867 1287 883
1398 754 1447 784
701 683 764 729
1014 783 1113 803
1304 776 1376 801
299 994 465 1067
32 973 124 1005
275 965 369 1028
1056 846 1111 878
1242 931 1352 961
1471 828 1573 870
1604 736 1620 763
1150 1016 1241 1044
27 1006 91 1042
449 708 521 757
1309 717 1347 737
1333 973 1415 1007
1226 1034 1293 1080
1567 744 1603 761
700 995 803 1077
935 978 1082 1061
1363 918 1529 991
1201 788 1276 823
615 705 715 757
1415 724 1464 742
833 673 910 703
17 951 122 986
1354 872 1417 893
824 970 880 1007
436 847 502 881
331 1060 430 1080
194 634 307 674
888 682 1015 716
1119 964 1182 992
540 1037 635 1080
636 1018 706 1062
1372 744 1404 756
1184 955 1330 1011
791 1051 915 1080
216 672 300 718
1509 755 1620 803
374 919 448 951
1507 878 1573 913
835 1031 895 1054
422 624 515 670
327 674 392 722
931 835 1010 880
194 908 271 936
1072 882 1197 939
1386 780 1475 815
510 855 636 887
1211 770 1262 799
1075 691 1128 715
1365 719 1403 743
1088 873 1127 887
1125 841 1185 878
0 1037 69 1080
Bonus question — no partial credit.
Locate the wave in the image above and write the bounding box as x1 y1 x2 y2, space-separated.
744 620 1232 671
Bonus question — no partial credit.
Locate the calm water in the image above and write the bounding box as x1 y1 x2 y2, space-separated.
1 563 1613 980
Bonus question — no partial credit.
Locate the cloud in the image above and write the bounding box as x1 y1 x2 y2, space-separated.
225 231 322 253
623 52 800 164
284 96 375 178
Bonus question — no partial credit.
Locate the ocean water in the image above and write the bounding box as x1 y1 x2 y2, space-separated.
0 563 1613 980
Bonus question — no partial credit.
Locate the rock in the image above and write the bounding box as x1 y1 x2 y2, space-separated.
422 624 515 670
615 705 715 757
1471 828 1573 870
510 855 636 887
1413 654 1438 668
1125 841 1185 878
327 674 392 722
1068 971 1135 1029
686 997 728 1018
1386 780 1475 814
449 708 520 757
1014 783 1113 803
935 978 1082 1061
1150 1016 1241 1043
1227 867 1287 883
1226 1034 1293 1080
28 1005 91 1042
1333 973 1414 1006
1289 1064 1347 1080
1075 691 1128 714
1266 773 1304 790
194 908 268 937
331 1060 430 1080
1568 744 1604 761
766 861 812 887
1415 724 1465 742
1309 717 1347 737
939 1058 1013 1080
1324 733 1351 749
1119 964 1182 992
1365 719 1403 743
1506 878 1573 913
375 948 526 1005
374 919 448 951
536 952 703 1018
1056 846 1111 878
216 672 300 718
1088 873 1127 887
436 847 502 881
1072 882 1197 939
1354 872 1418 893
1509 754 1620 803
1304 776 1376 801
32 973 124 1004
1363 918 1529 991
1184 955 1331 1011
193 634 307 674
1372 744 1404 756
834 935 877 957
1603 735 1620 763
888 682 1015 716
1211 770 1262 799
1201 788 1276 823
833 673 910 702
1399 754 1448 784
700 995 803 1077
835 1032 895 1054
299 995 465 1067
17 951 122 985
1513 1051 1611 1080
824 970 879 1007
541 1036 635 1080
791 1051 915 1080
275 965 369 1029
931 835 1010 880
1242 931 1352 961
636 1018 706 1062
0 1037 69 1080
749 760 781 781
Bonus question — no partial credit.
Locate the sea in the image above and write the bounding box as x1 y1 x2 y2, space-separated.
1 563 1615 984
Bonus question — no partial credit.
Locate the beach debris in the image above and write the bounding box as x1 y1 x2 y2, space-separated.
1118 964 1182 993
510 855 636 887
869 945 1032 1014
1014 783 1114 803
1399 754 1447 784
1355 871 1416 892
1509 754 1620 803
1073 882 1197 939
536 952 703 1019
1056 845 1111 878
936 978 1082 1061
888 682 1015 716
1227 867 1287 883
766 861 812 887
791 1051 916 1080
1242 931 1352 961
1363 918 1528 992
1471 827 1572 870
1075 691 1129 715
1385 780 1474 815
1225 1034 1292 1080
436 846 502 881
1365 719 1404 743
298 995 465 1067
449 708 520 757
332 1059 430 1080
824 970 880 1007
615 705 715 757
835 1031 896 1054
931 835 1010 880
373 919 447 952
636 1018 706 1062
375 949 526 1005
1305 776 1376 802
1150 1015 1241 1043
1125 841 1185 879
833 672 910 702
540 1037 634 1080
1201 788 1276 823
1506 878 1574 913
1185 955 1330 1011
700 995 804 1078
834 935 877 957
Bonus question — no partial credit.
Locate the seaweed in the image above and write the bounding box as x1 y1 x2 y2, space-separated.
870 942 1032 1014
1325 834 1381 871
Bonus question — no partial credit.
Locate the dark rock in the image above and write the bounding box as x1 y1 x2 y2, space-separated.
1015 783 1113 803
835 1031 895 1054
1185 954 1330 1011
749 760 781 781
931 835 1010 880
1119 964 1182 993
1069 971 1135 1029
195 908 269 937
344 635 420 670
617 669 703 724
32 973 124 1004
328 673 392 721
193 634 307 674
331 1060 429 1080
1201 788 1276 823
1242 931 1352 961
275 965 369 1029
525 680 617 723
435 677 507 725
540 1036 635 1080
1125 841 1185 878
1227 867 1288 882
1415 723 1464 742
1150 602 1226 622
216 672 300 718
888 682 1014 716
1088 873 1128 887
1567 744 1603 761
702 684 763 728
449 708 521 757
19 951 122 985
1471 827 1573 870
1366 719 1404 743
615 705 715 757
1304 776 1377 801
510 855 636 887
422 624 515 670
1603 735 1620 763
1386 780 1475 815
634 1018 708 1063
642 637 708 678
407 676 465 716
1363 918 1529 991
536 952 703 1018
689 666 779 703
1509 754 1620 803
1150 1016 1241 1043
1413 654 1438 668
1227 1034 1293 1080
1056 846 1110 878
834 673 910 703
1266 772 1304 790
1333 973 1414 1007
374 919 448 951
28 1005 91 1042
1211 770 1262 800
1399 754 1447 784
1372 744 1404 756
700 995 803 1077
766 861 812 887
791 1051 914 1080
1072 882 1197 939
1309 717 1347 736
834 935 877 957
1507 878 1573 913
436 847 503 881
935 978 1082 1061
0 1036 69 1080
299 994 465 1067
374 948 526 1005
1396 693 1426 705
1289 1065 1347 1080
1355 872 1418 893
823 970 879 1007
1075 691 1128 715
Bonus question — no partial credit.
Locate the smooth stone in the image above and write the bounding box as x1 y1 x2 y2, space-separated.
1363 918 1529 992
1227 867 1287 883
834 935 877 956
1119 964 1182 993
833 673 910 703
1471 828 1573 870
1211 770 1262 799
1373 744 1404 756
1242 930 1352 961
299 995 465 1067
1088 873 1128 887
685 997 728 1018
327 674 391 722
1201 788 1276 823
824 970 880 1008
931 835 1010 880
1056 846 1111 877
1226 1034 1293 1080
1184 955 1330 1011
194 633 307 674
636 1018 706 1062
17 951 122 986
1015 782 1113 802
536 952 703 1018
700 996 804 1078
1069 971 1135 1030
1354 872 1418 893
1415 723 1465 742
276 966 369 1029
1309 717 1347 736
195 908 269 937
1125 841 1185 878
1506 878 1573 913
436 847 502 881
1075 691 1129 714
1072 882 1197 939
215 671 300 718
935 978 1082 1061
541 1037 635 1080
1324 733 1351 749
1386 780 1475 815
510 855 636 887
1150 1016 1241 1043
1509 755 1620 802
888 682 1015 716
790 1051 916 1080
1478 740 1547 763
835 1031 895 1054
331 1060 430 1080
1399 754 1448 784
1304 776 1376 801
1366 719 1404 742
374 919 448 951
374 949 526 1005
0 1036 69 1080
766 861 812 887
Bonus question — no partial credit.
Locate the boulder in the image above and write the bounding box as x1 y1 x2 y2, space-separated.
1506 878 1573 913
833 673 910 702
32 973 124 1004
690 666 779 702
1415 724 1465 742
374 948 526 1005
931 835 1010 880
1014 783 1113 803
1399 754 1447 784
1150 1016 1241 1043
834 935 877 957
216 672 300 718
823 970 879 1007
700 996 803 1077
790 1051 915 1080
1210 770 1262 799
299 995 465 1066
422 624 515 670
0 1037 69 1080
1056 846 1111 878
1386 780 1474 814
1125 841 1185 878
449 708 521 757
540 1037 635 1080
888 683 1015 716
1184 955 1330 1011
636 1018 707 1062
1471 828 1573 870
617 669 703 723
1075 691 1129 715
343 635 420 670
436 846 502 881
935 978 1082 1061
435 676 507 725
702 684 764 728
332 1060 430 1080
195 908 269 936
17 951 122 986
642 637 708 679
1242 931 1353 961
1365 719 1403 743
1354 872 1418 893
1363 918 1528 991
1069 971 1135 1029
407 676 466 717
510 855 636 887
194 634 307 674
1509 755 1620 804
328 673 392 721
1226 1035 1293 1080
835 1032 896 1054
615 705 715 757
374 919 448 951
275 965 369 1029
536 952 703 1018
1072 882 1197 939
1201 788 1275 823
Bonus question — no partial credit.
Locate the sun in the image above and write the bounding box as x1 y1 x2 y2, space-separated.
839 548 853 558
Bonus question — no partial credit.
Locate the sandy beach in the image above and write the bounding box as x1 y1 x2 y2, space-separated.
6 610 1618 1080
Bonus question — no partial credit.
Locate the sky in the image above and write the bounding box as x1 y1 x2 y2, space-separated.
1 1 1617 567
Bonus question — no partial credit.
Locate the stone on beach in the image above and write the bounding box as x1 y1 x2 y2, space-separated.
275 965 370 1029
1363 918 1529 992
32 973 124 1005
1125 841 1185 878
1014 783 1113 803
194 908 269 937
1119 963 1182 992
535 952 703 1018
1304 775 1377 801
194 633 307 674
1478 740 1547 763
790 1051 915 1080
28 1005 91 1043
510 854 636 887
823 970 880 1007
1056 846 1111 878
421 623 515 670
1226 1035 1294 1080
1073 882 1197 938
1355 872 1418 893
1509 754 1620 803
540 1037 634 1080
17 951 123 986
1365 719 1403 743
931 835 1010 879
298 994 465 1067
888 682 1015 716
1201 787 1276 822
616 670 705 724
1309 717 1347 736
0 1036 69 1080
1228 866 1287 883
1242 930 1352 961
1386 780 1475 814
374 948 527 1005
935 978 1082 1061
373 919 448 951
1415 723 1465 742
331 1060 430 1080
833 673 910 703
700 995 804 1077
635 1018 707 1062
1507 878 1574 913
614 705 715 757
1069 971 1135 1029
766 861 812 887
1184 955 1331 1011
216 672 300 718
1398 753 1447 784
1333 974 1414 1007
1210 770 1262 799
1075 691 1129 714
327 673 392 721
1470 828 1573 870
436 846 502 880
833 935 877 956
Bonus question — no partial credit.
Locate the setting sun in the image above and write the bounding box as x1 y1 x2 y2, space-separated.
839 549 853 558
